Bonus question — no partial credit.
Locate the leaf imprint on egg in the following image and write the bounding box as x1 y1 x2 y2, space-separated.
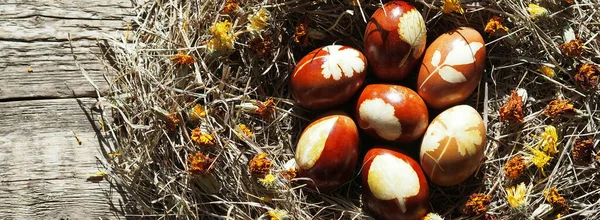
419 40 483 89
368 154 420 213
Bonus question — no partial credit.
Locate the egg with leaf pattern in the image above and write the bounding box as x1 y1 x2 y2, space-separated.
419 105 486 186
417 27 486 109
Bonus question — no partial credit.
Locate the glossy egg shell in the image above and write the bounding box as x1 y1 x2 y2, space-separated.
417 27 486 109
295 114 359 192
355 84 429 143
364 1 427 81
361 147 429 220
290 45 367 110
419 105 486 186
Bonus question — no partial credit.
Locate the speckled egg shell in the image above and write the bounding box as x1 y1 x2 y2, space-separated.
295 114 359 192
290 45 367 110
364 1 427 81
362 147 429 220
355 84 429 143
417 27 486 109
419 105 486 186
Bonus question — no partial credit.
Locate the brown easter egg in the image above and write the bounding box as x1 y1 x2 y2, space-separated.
417 27 486 109
355 84 428 143
295 114 360 191
420 105 486 186
291 45 367 110
364 1 427 81
362 147 429 220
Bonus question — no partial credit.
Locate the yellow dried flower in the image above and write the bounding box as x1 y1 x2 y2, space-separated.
108 152 121 158
559 37 586 58
208 20 236 52
527 4 549 20
441 0 464 14
539 66 556 78
170 51 195 65
188 104 207 121
191 128 215 146
484 16 509 36
247 9 270 32
267 208 289 220
506 182 528 208
423 212 445 220
249 153 272 177
544 187 569 213
538 125 559 155
572 138 594 164
462 193 492 216
525 145 552 174
188 151 215 175
236 124 254 138
544 99 575 118
504 155 527 179
258 173 277 186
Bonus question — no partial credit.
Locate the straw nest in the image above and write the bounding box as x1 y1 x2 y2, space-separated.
91 0 600 219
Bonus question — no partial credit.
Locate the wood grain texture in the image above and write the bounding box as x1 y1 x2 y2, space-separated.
0 98 122 219
0 0 133 101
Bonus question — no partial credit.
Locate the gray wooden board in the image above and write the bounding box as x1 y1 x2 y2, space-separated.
0 0 133 218
0 0 133 101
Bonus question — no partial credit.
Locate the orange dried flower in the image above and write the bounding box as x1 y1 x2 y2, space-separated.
255 98 276 119
574 63 600 91
544 187 569 214
564 0 574 4
191 128 215 145
171 51 195 65
504 155 527 179
247 33 273 58
249 153 272 177
484 16 509 36
499 90 525 124
462 193 492 216
165 113 181 130
220 0 240 15
544 99 575 118
188 104 207 121
188 151 215 175
280 168 297 180
559 37 586 58
293 20 310 47
572 138 594 164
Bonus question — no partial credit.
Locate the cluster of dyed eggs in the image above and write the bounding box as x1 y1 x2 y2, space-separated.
290 1 487 219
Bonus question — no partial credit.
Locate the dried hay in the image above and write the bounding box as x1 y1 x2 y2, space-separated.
89 0 600 219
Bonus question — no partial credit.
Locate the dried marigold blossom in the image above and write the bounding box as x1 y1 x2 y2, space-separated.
539 66 556 78
188 104 207 121
423 212 444 220
235 124 254 138
249 153 272 177
506 182 528 208
255 98 276 119
527 3 549 20
499 90 525 124
258 173 277 186
188 151 215 175
247 9 270 32
525 145 552 174
538 125 559 155
280 168 297 180
165 113 181 130
484 16 509 36
191 128 215 145
462 193 492 216
544 187 569 214
572 138 594 164
293 20 310 47
170 51 195 65
441 0 464 14
544 99 575 118
559 37 586 58
219 0 239 15
574 63 599 91
247 33 273 58
504 155 527 179
207 20 236 52
564 0 574 4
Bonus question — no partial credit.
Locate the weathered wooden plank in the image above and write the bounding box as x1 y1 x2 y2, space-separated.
0 0 133 100
0 98 122 219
